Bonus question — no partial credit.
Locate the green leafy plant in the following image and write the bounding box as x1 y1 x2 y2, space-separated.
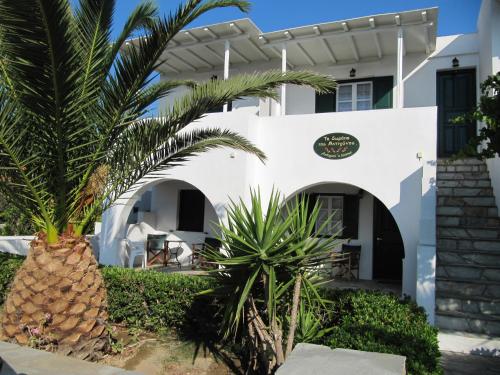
320 289 442 375
454 72 499 159
292 301 333 344
103 266 215 331
202 189 340 373
0 253 441 374
0 252 24 304
0 0 336 354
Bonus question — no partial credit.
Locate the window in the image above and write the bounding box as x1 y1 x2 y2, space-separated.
309 193 360 239
315 196 344 236
177 190 205 232
336 82 373 112
315 77 392 113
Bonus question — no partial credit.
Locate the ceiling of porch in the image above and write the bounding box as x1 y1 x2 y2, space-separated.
130 7 438 74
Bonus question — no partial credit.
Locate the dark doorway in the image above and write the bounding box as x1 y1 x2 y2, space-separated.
437 69 476 157
373 198 404 280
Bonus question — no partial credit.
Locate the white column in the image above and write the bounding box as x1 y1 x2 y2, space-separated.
281 43 287 116
223 40 230 112
396 28 404 108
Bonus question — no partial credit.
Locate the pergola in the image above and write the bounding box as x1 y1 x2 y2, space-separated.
133 8 438 114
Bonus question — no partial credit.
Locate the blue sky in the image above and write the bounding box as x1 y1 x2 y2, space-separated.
110 0 481 39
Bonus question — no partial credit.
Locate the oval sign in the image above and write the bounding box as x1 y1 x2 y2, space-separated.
313 133 360 160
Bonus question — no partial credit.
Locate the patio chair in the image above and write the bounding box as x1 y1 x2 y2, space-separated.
191 237 221 270
125 239 146 269
146 234 169 266
342 244 361 280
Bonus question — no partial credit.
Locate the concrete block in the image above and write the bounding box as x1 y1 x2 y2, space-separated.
276 344 406 375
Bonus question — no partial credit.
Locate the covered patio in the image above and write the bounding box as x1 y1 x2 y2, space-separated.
122 179 221 269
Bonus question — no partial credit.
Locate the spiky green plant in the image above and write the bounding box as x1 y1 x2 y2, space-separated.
0 0 336 357
202 189 340 373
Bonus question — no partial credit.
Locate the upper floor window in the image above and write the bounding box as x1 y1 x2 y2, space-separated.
337 82 373 112
315 76 392 113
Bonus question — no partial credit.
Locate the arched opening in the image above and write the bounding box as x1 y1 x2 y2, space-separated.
285 182 405 292
123 179 220 267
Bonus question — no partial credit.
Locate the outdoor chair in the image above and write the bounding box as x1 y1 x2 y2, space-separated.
165 240 185 269
125 239 146 269
342 244 361 280
146 234 169 267
191 237 221 270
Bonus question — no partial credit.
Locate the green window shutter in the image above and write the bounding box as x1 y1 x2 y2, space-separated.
315 92 336 113
178 190 205 232
342 195 359 239
372 76 394 109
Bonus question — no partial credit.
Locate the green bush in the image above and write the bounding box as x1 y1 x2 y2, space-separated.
0 252 24 304
102 267 216 333
0 254 216 333
0 253 440 374
318 289 442 375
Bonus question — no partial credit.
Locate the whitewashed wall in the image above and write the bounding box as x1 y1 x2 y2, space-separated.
0 236 34 256
101 106 437 320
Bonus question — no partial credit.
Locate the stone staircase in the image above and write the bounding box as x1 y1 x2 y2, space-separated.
436 158 500 336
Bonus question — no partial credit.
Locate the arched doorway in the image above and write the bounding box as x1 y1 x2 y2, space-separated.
122 179 220 267
285 182 405 287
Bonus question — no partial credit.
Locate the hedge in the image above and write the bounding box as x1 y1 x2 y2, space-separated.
103 266 217 334
0 253 440 374
318 289 442 375
0 253 24 305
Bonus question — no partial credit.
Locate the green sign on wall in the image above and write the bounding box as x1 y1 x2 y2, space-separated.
313 133 360 160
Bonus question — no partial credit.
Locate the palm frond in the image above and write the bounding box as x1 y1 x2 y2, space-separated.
164 71 336 132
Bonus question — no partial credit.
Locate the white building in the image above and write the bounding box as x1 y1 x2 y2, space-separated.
99 0 500 332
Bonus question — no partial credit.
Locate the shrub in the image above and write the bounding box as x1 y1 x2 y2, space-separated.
0 255 216 333
102 267 216 333
317 289 442 375
0 252 24 304
0 253 441 374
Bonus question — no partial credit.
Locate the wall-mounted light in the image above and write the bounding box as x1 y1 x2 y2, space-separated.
349 68 356 78
452 57 460 68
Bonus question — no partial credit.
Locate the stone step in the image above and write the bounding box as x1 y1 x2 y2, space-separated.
437 164 488 173
435 311 500 336
437 249 500 267
437 158 487 166
437 206 499 218
438 237 500 252
437 226 500 240
437 187 494 197
437 179 491 188
437 263 500 281
436 294 500 316
437 215 500 227
437 172 490 180
436 278 500 299
437 196 497 207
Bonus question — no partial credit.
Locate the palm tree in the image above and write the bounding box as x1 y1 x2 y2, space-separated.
0 0 336 359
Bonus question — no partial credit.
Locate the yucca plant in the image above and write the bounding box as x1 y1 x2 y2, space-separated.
0 0 336 359
202 189 340 373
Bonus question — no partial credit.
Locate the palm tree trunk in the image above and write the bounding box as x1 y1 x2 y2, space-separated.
1 233 109 360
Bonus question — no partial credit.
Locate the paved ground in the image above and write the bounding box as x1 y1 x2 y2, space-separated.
440 351 500 375
0 341 142 375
